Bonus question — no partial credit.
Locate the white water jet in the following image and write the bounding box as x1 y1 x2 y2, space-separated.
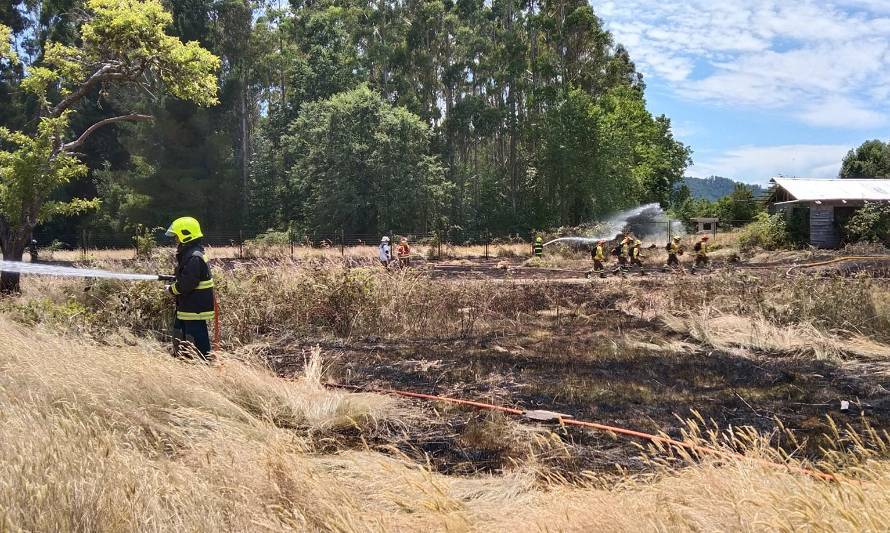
543 236 600 247
543 203 683 247
0 260 159 281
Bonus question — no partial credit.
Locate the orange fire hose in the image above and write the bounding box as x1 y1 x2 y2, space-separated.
327 383 840 483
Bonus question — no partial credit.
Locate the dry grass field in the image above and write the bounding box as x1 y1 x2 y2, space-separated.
2 237 890 531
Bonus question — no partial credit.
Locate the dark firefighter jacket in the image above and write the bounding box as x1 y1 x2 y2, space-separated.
171 240 215 321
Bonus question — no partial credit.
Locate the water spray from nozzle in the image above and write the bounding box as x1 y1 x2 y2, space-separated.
0 260 169 281
543 203 682 247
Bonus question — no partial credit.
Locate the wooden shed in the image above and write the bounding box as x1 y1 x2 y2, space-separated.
765 177 890 248
690 217 718 234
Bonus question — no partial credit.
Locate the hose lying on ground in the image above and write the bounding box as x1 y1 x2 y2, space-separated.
325 382 840 483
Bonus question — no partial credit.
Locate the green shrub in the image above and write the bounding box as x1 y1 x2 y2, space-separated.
244 230 292 257
844 202 890 245
737 213 789 251
132 224 161 258
250 230 291 245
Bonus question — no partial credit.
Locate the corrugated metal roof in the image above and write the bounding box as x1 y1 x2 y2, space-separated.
770 177 890 202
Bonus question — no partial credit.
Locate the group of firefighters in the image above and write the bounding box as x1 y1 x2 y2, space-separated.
160 216 714 361
533 233 711 276
378 235 412 267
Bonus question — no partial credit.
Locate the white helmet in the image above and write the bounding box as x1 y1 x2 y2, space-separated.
381 236 390 243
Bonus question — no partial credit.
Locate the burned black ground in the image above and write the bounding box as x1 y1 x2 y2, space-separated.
267 304 890 478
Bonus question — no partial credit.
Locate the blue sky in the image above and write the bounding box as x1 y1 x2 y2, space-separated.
597 0 890 185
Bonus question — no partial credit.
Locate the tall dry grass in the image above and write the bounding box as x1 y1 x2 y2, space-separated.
3 260 589 345
0 319 888 531
627 270 890 360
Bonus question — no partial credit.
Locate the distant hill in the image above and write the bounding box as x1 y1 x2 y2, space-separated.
682 176 765 201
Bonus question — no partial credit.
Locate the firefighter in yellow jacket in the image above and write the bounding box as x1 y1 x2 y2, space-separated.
589 239 607 278
663 236 683 272
165 217 215 359
533 236 544 257
630 238 645 274
612 236 631 274
691 235 710 273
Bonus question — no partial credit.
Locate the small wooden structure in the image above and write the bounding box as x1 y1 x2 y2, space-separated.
766 177 890 248
691 217 718 234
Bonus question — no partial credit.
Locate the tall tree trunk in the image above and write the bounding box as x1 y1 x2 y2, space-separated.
240 77 250 224
0 221 29 294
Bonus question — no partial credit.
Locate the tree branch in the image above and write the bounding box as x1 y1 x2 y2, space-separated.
49 62 128 117
62 114 153 152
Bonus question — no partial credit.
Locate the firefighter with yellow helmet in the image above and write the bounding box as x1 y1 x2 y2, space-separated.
164 217 215 360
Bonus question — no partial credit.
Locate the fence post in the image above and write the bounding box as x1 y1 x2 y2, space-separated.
238 230 243 259
340 228 345 257
81 229 87 261
484 231 490 260
290 236 294 259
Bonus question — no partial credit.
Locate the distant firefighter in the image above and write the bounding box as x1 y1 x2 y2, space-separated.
379 236 392 267
397 237 411 267
27 239 38 263
692 235 710 272
630 239 645 275
666 236 682 269
590 239 606 277
533 236 544 258
612 236 631 274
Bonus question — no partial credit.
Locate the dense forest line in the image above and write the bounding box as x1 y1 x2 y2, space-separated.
1 0 690 245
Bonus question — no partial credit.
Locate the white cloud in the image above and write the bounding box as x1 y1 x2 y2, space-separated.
601 0 890 128
688 144 853 184
797 98 888 128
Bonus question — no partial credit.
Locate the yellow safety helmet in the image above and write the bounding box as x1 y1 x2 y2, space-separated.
536 236 543 243
166 217 203 243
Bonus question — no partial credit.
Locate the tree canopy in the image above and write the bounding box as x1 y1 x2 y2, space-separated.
0 0 219 291
283 86 449 235
840 140 890 179
2 0 691 251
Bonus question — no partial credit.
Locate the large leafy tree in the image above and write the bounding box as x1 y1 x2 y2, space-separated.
840 139 890 179
284 86 450 235
0 0 219 292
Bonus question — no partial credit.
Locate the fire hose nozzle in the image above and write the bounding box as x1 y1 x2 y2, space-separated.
157 274 175 281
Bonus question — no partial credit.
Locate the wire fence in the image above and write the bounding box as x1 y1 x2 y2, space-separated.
31 220 742 261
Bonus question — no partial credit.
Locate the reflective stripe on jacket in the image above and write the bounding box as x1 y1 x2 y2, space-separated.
173 240 215 321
